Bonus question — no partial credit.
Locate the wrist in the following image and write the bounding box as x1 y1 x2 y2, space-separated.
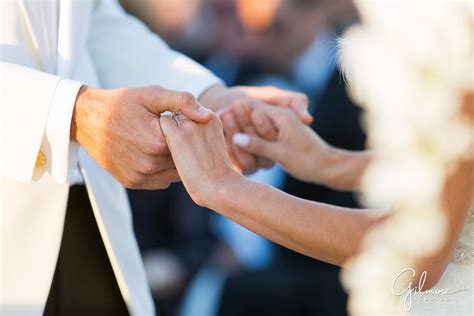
70 86 107 146
316 146 371 191
312 144 342 186
203 169 247 210
70 85 90 142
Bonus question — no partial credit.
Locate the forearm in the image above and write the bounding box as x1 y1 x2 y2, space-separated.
318 147 372 191
211 178 386 266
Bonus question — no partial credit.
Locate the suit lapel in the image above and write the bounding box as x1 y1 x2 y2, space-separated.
56 0 92 78
16 0 93 78
16 0 58 73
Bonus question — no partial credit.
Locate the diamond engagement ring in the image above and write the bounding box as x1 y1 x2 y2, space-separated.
161 111 182 126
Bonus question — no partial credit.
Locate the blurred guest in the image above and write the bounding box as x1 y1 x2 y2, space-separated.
218 1 364 315
120 0 213 59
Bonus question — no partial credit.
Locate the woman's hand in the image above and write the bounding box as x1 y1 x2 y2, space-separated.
199 84 312 174
160 113 244 208
230 105 330 183
231 104 371 190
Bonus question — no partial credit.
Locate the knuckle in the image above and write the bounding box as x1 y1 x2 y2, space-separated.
138 160 157 175
231 98 249 112
157 181 171 190
261 124 274 135
118 175 134 188
166 172 180 183
179 91 196 106
123 178 139 189
129 172 146 185
148 140 168 155
122 180 135 189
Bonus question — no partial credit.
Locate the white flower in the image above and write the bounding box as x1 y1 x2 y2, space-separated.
340 2 473 315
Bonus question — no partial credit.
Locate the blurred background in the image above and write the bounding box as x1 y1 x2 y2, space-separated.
119 1 364 315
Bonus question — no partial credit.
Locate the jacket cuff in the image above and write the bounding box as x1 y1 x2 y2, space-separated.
44 79 84 183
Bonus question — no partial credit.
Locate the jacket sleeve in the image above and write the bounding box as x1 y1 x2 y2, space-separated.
87 0 222 97
0 62 83 183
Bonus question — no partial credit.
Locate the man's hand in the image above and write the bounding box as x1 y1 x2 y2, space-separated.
199 84 312 173
71 85 212 189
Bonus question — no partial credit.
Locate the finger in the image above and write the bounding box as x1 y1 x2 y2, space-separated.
125 168 180 190
273 93 312 125
221 112 240 138
287 94 313 125
147 119 171 155
232 147 258 174
247 87 313 124
250 107 278 141
136 154 176 175
221 112 258 173
258 157 275 169
247 105 277 167
147 168 181 184
231 99 257 135
253 103 299 130
232 133 282 162
138 168 181 190
144 86 212 123
160 115 181 138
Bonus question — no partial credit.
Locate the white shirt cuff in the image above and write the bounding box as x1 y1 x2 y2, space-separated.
45 79 83 183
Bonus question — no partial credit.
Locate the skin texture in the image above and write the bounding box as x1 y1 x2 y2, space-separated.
71 83 311 189
161 95 474 289
71 85 212 189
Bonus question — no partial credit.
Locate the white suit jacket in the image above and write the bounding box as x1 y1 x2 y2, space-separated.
0 0 220 314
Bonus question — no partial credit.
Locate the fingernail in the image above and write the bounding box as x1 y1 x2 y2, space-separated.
232 133 250 147
303 109 311 117
198 105 211 115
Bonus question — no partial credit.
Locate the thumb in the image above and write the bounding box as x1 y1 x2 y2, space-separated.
145 87 212 123
232 133 282 162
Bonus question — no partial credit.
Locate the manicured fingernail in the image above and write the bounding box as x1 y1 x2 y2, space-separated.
232 133 250 147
